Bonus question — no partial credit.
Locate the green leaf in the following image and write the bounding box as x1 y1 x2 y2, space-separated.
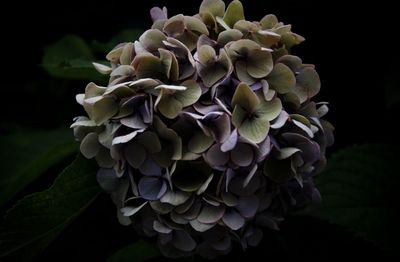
0 129 78 208
92 29 143 54
107 240 161 262
0 155 100 261
42 35 107 82
306 144 400 255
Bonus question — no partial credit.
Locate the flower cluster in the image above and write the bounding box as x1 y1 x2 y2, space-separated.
72 0 334 258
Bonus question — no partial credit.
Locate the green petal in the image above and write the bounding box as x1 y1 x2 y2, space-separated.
231 82 260 112
235 60 256 84
233 20 258 34
80 132 100 159
139 29 166 52
257 97 282 121
106 45 124 63
92 62 111 75
199 0 225 17
253 30 281 48
176 30 199 51
156 93 183 119
136 131 162 154
238 116 270 144
184 16 209 35
276 147 301 160
246 49 273 78
174 80 202 107
133 53 165 80
200 11 218 31
281 92 301 110
267 63 295 94
295 67 321 103
120 42 135 65
163 15 185 36
232 105 247 129
104 83 134 98
223 0 245 28
85 96 118 125
217 29 243 45
228 39 260 57
260 14 278 29
159 48 179 81
198 45 216 65
85 82 106 98
276 55 302 71
198 63 228 87
152 117 182 165
188 131 214 154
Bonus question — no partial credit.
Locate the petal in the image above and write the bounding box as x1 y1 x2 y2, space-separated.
197 203 225 224
160 189 191 206
231 143 254 167
189 219 216 232
246 49 273 78
231 82 260 112
238 116 270 144
222 209 245 230
221 129 238 152
205 144 229 167
199 0 225 17
174 79 202 107
223 0 245 28
124 142 146 168
80 132 100 159
138 177 167 200
267 63 295 94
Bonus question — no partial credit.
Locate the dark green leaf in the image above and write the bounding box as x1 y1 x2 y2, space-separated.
91 29 143 54
0 155 100 261
42 35 107 82
306 144 400 255
0 129 78 208
107 240 161 262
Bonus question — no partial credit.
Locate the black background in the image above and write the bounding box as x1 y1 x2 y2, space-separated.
1 0 399 260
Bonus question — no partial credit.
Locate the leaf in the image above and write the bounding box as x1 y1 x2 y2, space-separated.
42 35 107 82
0 129 78 208
0 155 100 261
306 144 400 255
107 240 161 262
91 29 143 54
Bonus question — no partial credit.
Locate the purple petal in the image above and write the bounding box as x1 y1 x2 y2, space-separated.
222 209 245 230
150 6 168 22
205 144 229 167
220 129 238 152
237 195 259 218
138 177 167 200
